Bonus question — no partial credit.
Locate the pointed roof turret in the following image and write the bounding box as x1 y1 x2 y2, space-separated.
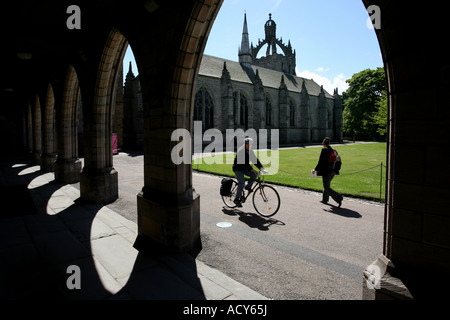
279 75 287 90
221 61 231 82
301 79 308 94
239 13 253 67
125 61 135 81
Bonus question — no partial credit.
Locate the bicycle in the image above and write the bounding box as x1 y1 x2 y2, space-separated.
221 172 281 217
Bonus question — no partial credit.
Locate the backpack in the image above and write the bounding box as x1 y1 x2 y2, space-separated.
220 178 234 196
329 149 342 174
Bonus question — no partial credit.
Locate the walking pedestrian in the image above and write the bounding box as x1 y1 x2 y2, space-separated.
313 137 343 207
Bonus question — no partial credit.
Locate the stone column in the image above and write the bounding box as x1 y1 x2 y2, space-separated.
278 76 289 144
317 86 327 140
220 62 234 133
253 69 265 130
79 29 122 204
54 66 81 184
333 89 343 143
41 84 57 172
362 0 450 299
132 0 223 253
32 95 42 165
299 81 310 142
135 94 200 252
79 84 118 204
79 102 118 204
26 104 33 157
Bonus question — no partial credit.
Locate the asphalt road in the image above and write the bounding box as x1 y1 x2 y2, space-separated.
104 151 385 300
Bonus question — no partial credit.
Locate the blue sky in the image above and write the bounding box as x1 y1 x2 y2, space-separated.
124 0 383 93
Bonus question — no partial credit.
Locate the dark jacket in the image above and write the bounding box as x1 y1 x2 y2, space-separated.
233 145 263 172
315 146 333 176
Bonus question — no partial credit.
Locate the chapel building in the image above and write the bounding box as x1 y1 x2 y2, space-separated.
122 13 343 149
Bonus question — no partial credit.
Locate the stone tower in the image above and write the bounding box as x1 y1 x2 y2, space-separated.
250 14 297 75
123 62 144 149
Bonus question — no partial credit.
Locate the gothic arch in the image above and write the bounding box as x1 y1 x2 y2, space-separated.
194 85 216 131
54 65 82 184
90 28 127 171
80 28 128 204
41 83 56 172
198 83 217 104
133 0 222 252
361 0 450 298
233 89 251 129
32 96 42 164
0 0 447 297
289 97 296 127
61 66 79 160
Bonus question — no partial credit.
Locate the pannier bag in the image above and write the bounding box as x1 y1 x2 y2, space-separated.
220 178 234 196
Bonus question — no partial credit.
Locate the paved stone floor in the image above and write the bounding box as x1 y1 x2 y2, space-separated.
0 145 386 301
0 157 268 300
102 149 385 300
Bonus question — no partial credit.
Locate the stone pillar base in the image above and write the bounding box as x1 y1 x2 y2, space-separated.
134 188 201 253
40 153 57 172
363 255 414 300
80 168 118 204
54 158 81 183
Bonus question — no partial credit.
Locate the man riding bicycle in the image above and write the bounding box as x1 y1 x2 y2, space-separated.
232 137 266 207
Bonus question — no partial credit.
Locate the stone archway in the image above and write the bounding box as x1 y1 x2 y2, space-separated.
80 28 128 204
40 83 57 172
132 0 223 253
0 0 448 299
362 0 450 299
132 0 450 296
54 65 82 184
31 95 42 165
26 104 33 156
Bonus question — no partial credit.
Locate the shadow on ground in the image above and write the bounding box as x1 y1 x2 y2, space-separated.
0 157 205 300
221 207 285 231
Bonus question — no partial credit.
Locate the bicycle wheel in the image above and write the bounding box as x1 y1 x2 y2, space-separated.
222 179 239 208
252 184 280 217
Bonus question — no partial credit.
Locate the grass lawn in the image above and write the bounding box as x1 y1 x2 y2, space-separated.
193 142 387 202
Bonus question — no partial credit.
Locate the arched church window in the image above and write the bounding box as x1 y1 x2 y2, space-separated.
240 94 248 128
194 90 203 122
290 99 295 126
194 87 215 130
265 95 272 126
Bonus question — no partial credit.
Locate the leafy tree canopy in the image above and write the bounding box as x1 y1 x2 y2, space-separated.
342 67 387 139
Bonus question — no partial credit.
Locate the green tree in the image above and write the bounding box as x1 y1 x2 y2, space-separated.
342 67 386 139
371 94 388 137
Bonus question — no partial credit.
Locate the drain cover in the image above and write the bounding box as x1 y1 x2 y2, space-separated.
216 222 232 228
